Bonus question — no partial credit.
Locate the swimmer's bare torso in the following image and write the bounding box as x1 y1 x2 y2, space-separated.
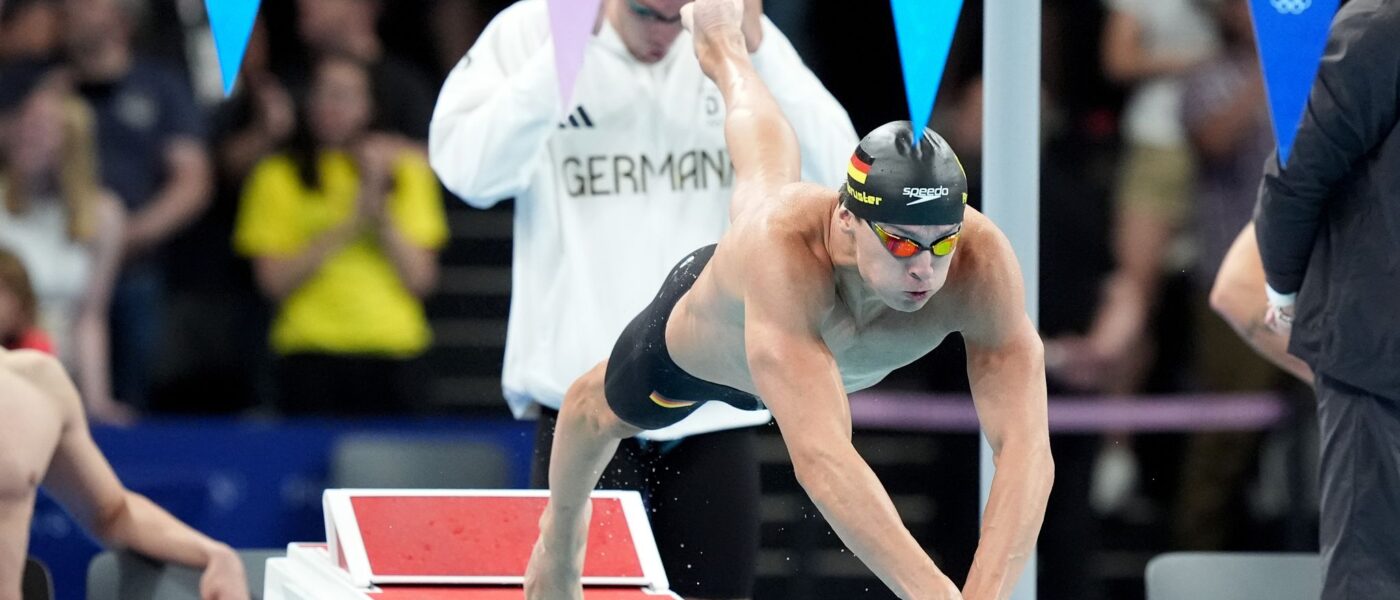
0 350 87 598
667 184 1014 396
0 352 67 590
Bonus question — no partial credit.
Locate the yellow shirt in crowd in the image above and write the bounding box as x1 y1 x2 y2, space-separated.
234 151 447 357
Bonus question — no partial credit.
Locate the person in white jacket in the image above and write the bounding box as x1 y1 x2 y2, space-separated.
428 0 855 597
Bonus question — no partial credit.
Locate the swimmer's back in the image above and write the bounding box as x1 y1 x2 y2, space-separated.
702 182 842 309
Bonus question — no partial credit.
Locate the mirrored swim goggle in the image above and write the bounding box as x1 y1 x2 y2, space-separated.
868 220 961 258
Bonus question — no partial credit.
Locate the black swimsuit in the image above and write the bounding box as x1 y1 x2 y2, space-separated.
604 244 763 430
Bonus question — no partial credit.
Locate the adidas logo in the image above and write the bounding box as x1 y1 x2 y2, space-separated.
558 106 595 129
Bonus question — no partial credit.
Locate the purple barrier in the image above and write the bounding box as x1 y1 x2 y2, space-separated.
850 391 1290 433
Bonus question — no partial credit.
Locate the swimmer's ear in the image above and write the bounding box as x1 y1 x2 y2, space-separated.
836 204 858 231
680 3 695 34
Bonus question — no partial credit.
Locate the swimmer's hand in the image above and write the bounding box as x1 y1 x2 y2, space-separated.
199 544 250 600
525 507 589 600
681 0 748 78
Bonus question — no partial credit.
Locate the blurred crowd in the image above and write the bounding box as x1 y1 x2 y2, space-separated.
0 0 484 419
0 0 1315 596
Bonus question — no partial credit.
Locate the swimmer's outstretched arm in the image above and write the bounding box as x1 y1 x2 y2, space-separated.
955 225 1053 600
744 224 961 599
19 356 249 600
682 0 800 221
1210 223 1314 384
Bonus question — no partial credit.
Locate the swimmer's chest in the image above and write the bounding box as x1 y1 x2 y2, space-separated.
675 275 954 393
669 301 951 396
822 308 952 392
0 369 64 474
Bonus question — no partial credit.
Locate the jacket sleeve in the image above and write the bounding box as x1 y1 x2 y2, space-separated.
749 17 859 189
428 0 563 208
1254 2 1400 294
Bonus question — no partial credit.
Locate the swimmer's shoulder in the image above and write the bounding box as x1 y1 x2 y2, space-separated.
720 183 837 299
941 208 1026 320
740 182 836 235
958 208 999 249
1 351 83 424
778 181 840 211
1 349 58 377
730 183 835 256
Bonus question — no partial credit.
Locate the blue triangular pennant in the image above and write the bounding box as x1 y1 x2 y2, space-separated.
1250 0 1339 165
205 0 262 96
890 0 964 130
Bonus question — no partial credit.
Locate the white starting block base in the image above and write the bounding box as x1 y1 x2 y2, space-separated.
264 490 681 599
265 543 682 599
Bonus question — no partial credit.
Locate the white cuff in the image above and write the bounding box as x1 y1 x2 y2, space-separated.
1265 284 1297 308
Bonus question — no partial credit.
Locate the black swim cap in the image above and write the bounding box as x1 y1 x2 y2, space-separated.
840 121 968 226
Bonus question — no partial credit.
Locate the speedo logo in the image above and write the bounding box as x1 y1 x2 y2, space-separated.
904 186 950 205
846 183 883 206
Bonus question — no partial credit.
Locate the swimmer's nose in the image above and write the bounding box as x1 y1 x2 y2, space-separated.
907 253 935 282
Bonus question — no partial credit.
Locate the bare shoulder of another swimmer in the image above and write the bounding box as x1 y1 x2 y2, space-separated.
3 350 83 427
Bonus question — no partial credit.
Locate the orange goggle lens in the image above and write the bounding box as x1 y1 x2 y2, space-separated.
870 221 960 258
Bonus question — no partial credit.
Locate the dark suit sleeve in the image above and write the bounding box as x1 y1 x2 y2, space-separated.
1254 2 1400 294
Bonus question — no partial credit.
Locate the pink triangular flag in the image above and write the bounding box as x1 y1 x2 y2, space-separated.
547 0 603 111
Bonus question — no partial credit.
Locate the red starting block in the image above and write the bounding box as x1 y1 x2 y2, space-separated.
263 490 680 599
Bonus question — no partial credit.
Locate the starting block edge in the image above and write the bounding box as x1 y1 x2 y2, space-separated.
324 490 374 587
618 491 669 593
288 542 374 591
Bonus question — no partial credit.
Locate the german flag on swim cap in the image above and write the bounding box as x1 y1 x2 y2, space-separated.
848 147 873 185
840 121 968 226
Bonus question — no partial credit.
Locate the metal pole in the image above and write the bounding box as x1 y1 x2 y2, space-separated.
982 0 1040 598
